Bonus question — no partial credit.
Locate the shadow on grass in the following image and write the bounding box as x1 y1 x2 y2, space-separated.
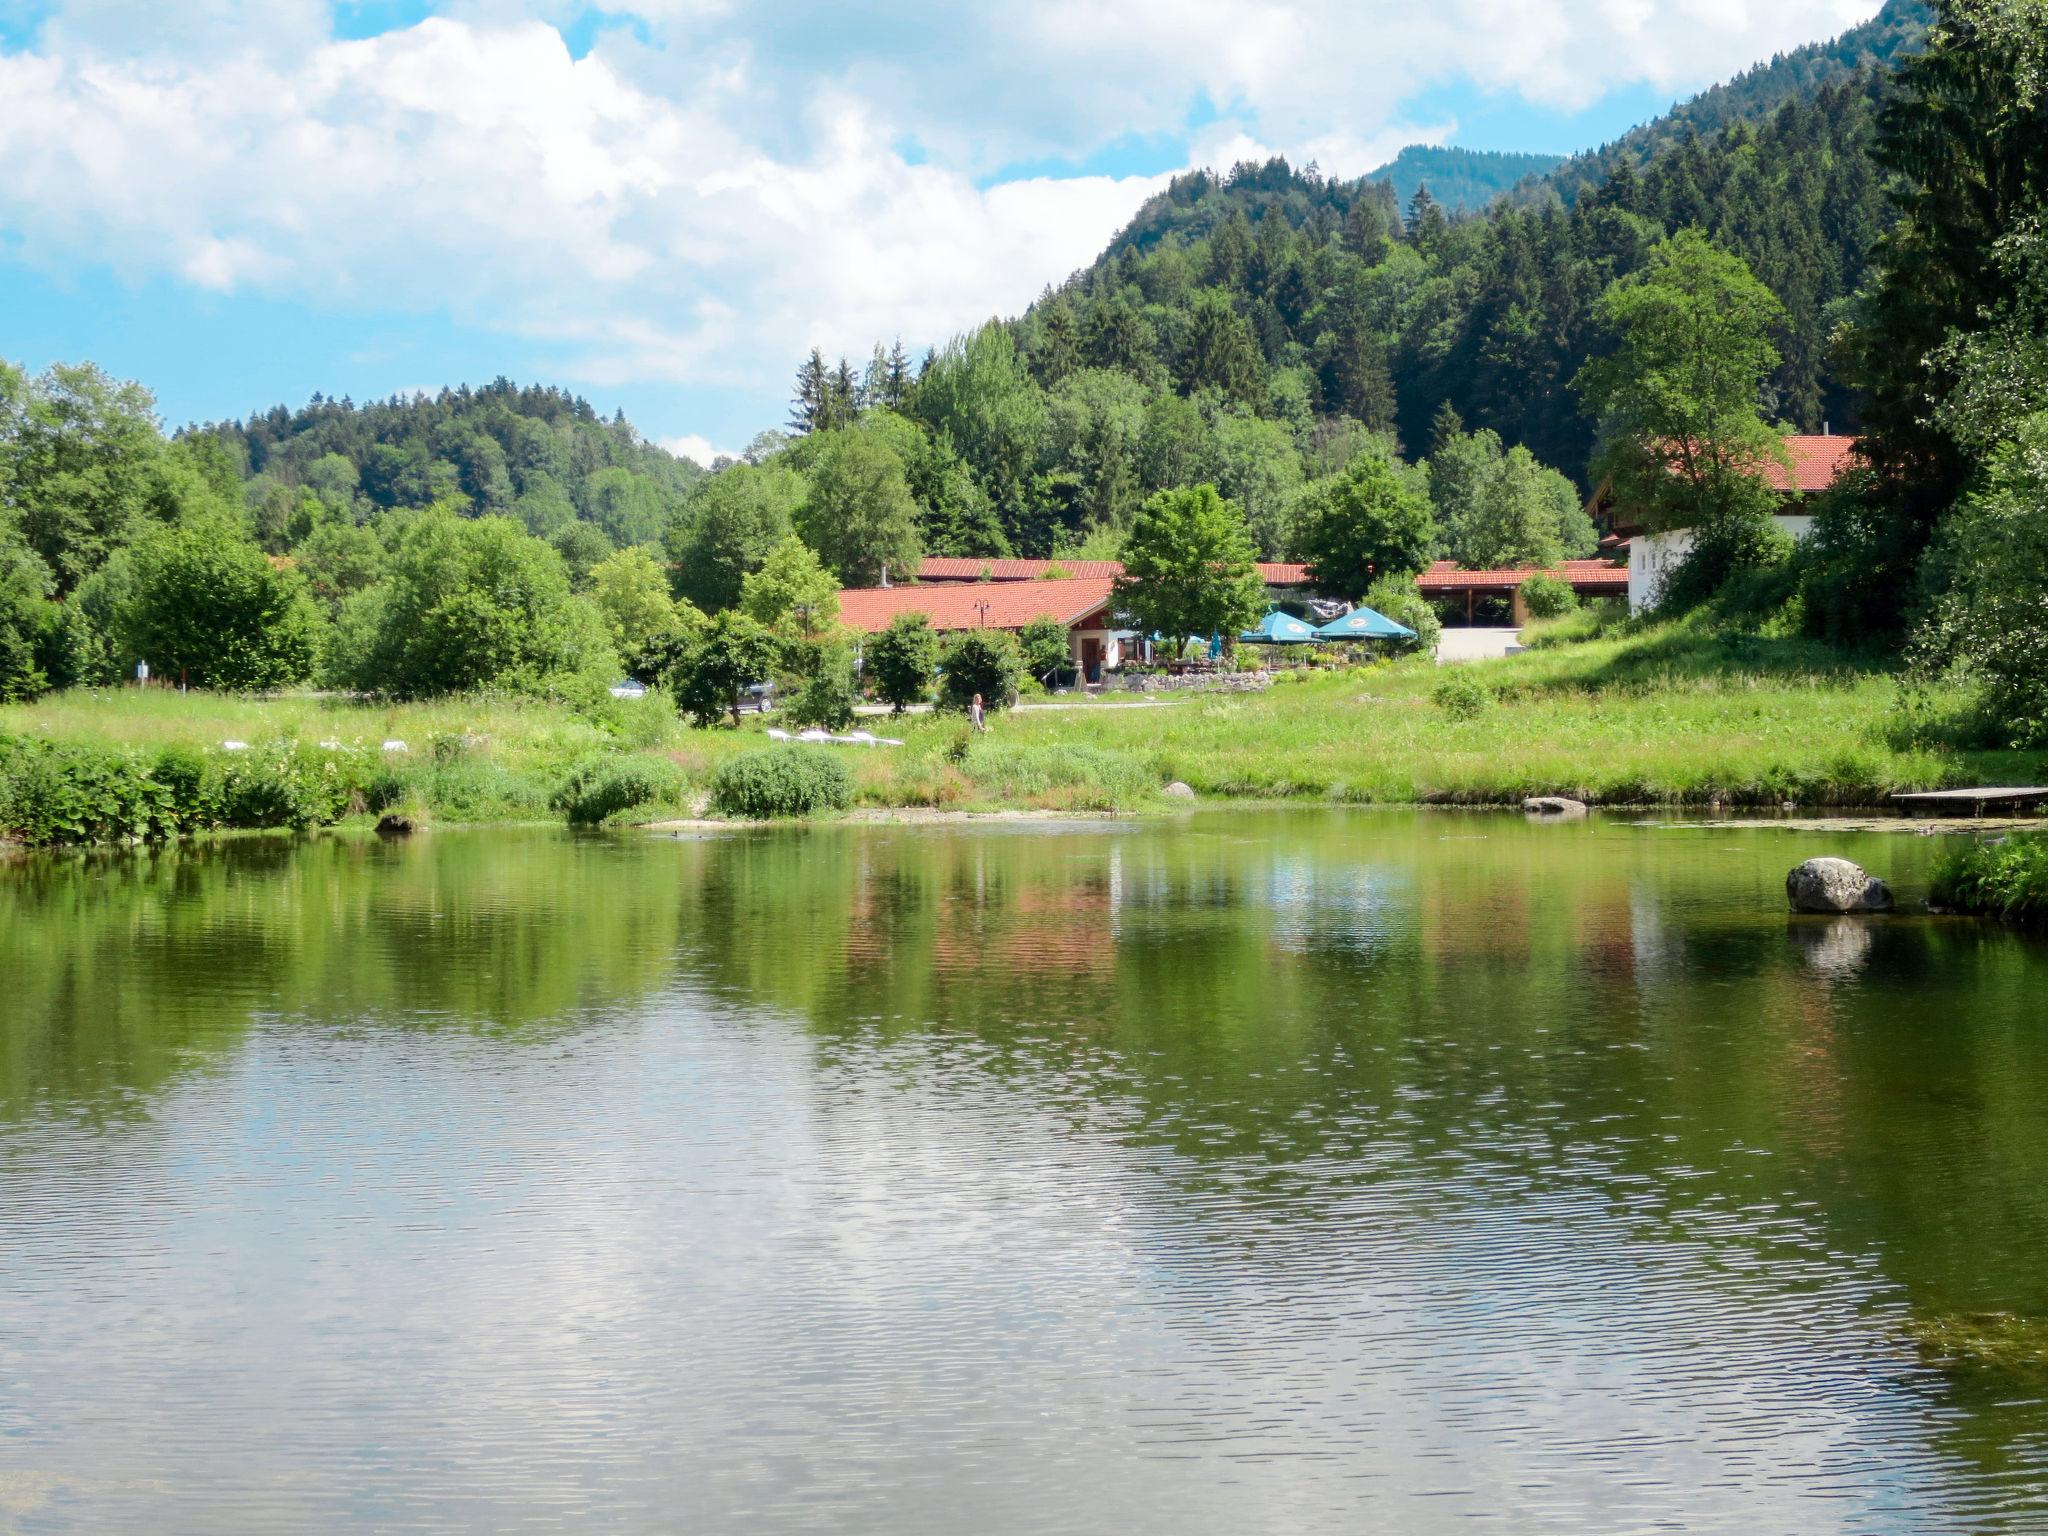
1515 623 1892 697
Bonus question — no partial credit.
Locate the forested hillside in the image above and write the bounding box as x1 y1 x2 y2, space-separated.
194 381 704 556
1369 146 1564 214
1530 0 1931 204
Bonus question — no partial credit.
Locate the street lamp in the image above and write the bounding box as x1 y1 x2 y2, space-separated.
973 600 991 629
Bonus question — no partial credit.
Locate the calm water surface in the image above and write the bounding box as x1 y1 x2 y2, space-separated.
2 811 2046 1532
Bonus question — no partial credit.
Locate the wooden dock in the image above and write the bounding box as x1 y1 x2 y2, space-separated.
1892 787 2048 816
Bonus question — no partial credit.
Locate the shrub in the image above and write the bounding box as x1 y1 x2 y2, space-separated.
552 753 684 826
939 628 1023 712
0 737 174 845
1517 572 1578 621
1017 616 1071 684
787 655 860 732
1932 834 2048 926
1657 513 1795 615
1433 672 1494 720
867 612 940 712
1362 573 1442 655
708 748 853 819
209 741 363 829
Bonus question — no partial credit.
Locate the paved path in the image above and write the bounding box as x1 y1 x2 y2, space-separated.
1435 628 1524 664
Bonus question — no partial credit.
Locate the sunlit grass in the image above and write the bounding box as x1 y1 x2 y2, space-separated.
6 617 2040 824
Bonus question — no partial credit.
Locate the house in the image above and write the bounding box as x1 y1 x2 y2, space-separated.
1595 434 1858 612
836 577 1125 681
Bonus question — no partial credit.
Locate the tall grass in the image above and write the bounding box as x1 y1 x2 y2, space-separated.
6 615 2040 842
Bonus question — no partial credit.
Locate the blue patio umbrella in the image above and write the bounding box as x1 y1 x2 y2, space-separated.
1316 606 1417 641
1239 610 1323 644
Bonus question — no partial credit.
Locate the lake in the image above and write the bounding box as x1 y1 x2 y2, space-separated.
2 811 2045 1532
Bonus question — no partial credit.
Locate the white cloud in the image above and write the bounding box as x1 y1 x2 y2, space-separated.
0 0 1888 428
661 433 738 467
0 18 1165 404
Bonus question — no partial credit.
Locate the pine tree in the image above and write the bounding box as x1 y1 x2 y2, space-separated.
1406 186 1447 251
789 349 828 435
828 358 860 429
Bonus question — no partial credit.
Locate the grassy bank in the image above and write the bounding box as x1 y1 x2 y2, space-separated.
4 619 2041 844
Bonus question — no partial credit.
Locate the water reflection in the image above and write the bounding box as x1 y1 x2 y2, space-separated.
1 813 2045 1532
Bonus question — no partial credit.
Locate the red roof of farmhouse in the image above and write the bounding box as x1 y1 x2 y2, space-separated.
914 556 1310 586
837 577 1120 634
1416 559 1630 593
1769 434 1858 494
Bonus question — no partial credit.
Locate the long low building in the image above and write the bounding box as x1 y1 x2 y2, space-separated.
837 577 1125 680
910 556 1311 588
1417 559 1631 623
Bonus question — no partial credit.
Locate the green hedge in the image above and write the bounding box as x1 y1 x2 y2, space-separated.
709 748 852 819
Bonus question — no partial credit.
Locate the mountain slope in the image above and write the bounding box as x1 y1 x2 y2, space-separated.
1528 0 1931 204
1370 146 1565 215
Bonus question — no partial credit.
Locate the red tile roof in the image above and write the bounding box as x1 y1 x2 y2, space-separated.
916 558 1125 581
836 578 1119 635
1769 435 1858 494
913 557 1311 586
1416 559 1630 593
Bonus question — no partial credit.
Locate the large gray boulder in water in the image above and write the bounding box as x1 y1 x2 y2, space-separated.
1787 857 1893 914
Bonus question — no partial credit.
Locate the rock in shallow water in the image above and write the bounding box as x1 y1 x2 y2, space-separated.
1787 857 1892 914
1523 796 1589 819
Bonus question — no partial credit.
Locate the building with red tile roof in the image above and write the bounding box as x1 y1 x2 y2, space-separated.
911 556 1310 588
838 577 1127 683
1417 560 1629 623
1600 434 1859 610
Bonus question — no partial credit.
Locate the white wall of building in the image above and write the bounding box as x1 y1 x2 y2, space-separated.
1629 514 1816 612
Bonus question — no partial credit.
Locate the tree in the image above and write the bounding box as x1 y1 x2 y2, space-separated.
1924 411 2048 746
0 535 54 701
1848 0 2048 586
739 534 840 634
786 648 861 731
793 429 922 586
119 515 322 690
866 612 940 712
1210 413 1304 557
910 324 1047 544
939 628 1023 711
1461 446 1567 570
294 520 386 614
789 349 830 435
1292 452 1436 598
1575 231 1789 538
667 461 807 612
666 609 780 728
1361 572 1441 655
336 512 615 697
1177 289 1264 404
2 362 181 594
550 522 614 589
590 546 696 676
1113 485 1266 650
1017 616 1070 684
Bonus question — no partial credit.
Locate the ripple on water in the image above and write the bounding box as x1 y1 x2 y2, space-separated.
0 816 2045 1533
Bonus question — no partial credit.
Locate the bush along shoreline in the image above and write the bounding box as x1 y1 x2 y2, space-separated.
5 615 2041 848
1931 835 2048 928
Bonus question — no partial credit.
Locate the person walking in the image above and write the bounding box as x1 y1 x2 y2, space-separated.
969 692 987 733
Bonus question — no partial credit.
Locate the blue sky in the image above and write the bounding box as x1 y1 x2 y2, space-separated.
0 0 1882 462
